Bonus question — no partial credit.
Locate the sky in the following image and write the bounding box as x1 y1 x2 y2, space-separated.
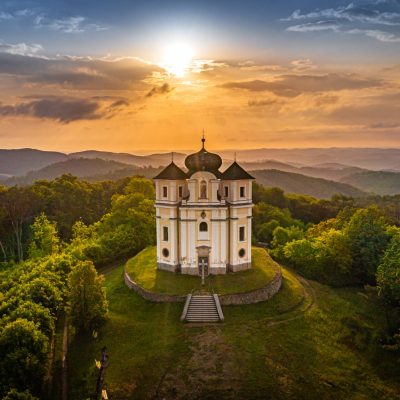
0 0 400 153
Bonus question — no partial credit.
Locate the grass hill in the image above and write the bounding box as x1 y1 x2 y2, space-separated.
68 255 400 399
251 169 366 199
340 170 400 195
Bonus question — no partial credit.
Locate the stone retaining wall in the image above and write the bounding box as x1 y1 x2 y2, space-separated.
124 271 186 303
219 268 282 305
124 264 282 305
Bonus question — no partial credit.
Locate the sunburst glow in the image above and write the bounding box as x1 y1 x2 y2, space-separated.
160 43 194 77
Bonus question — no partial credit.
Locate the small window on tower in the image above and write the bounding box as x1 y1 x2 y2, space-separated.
239 226 245 242
163 226 169 241
240 186 245 198
199 222 208 232
178 186 183 198
162 186 168 198
224 186 229 197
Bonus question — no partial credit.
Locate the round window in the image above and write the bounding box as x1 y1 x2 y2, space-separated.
162 248 169 258
238 248 246 258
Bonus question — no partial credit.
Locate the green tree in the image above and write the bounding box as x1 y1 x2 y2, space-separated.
0 319 48 395
346 206 389 284
377 233 400 307
3 389 39 400
68 260 108 332
28 213 59 259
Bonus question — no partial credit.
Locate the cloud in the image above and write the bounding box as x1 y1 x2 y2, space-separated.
146 83 174 97
34 15 107 33
0 11 13 20
283 2 400 43
287 21 340 32
0 51 163 90
220 73 383 97
283 3 400 26
0 97 103 123
348 28 400 41
0 40 44 56
248 98 285 107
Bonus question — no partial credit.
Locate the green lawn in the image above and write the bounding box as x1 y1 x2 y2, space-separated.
125 246 278 295
68 261 400 400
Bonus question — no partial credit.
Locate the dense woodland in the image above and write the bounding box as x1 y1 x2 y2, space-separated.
0 175 400 398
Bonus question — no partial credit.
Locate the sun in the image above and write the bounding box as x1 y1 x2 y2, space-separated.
160 43 194 77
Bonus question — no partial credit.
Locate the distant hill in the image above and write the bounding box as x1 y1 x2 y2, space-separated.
251 169 366 199
340 171 400 195
220 148 400 171
5 158 131 186
0 148 67 176
69 150 186 168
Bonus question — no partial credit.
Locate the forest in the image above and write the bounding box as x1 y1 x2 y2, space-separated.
0 175 399 398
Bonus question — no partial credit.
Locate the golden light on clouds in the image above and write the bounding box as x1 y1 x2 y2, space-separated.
160 43 195 77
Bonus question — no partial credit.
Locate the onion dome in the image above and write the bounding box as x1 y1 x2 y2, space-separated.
185 136 222 176
153 161 187 180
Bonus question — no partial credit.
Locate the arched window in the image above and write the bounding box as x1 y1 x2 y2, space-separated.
199 222 208 232
199 180 207 199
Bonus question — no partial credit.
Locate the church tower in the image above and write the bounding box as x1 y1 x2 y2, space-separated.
154 138 254 275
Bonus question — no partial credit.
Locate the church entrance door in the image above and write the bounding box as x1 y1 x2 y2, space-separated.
198 256 209 277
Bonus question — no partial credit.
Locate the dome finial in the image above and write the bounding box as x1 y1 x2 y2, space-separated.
201 129 205 148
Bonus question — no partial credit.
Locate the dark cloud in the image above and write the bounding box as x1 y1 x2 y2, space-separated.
146 83 174 97
0 97 102 123
0 52 163 90
248 98 285 107
220 74 383 97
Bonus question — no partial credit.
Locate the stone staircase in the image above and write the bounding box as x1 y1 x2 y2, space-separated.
181 294 224 323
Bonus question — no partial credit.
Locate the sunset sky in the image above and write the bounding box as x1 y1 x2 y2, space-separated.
0 0 400 153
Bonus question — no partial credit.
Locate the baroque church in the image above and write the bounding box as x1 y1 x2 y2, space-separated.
154 137 254 276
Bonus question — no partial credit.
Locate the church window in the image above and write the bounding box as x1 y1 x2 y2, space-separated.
199 222 208 232
224 186 229 197
162 186 168 198
239 248 246 258
178 186 183 198
163 226 169 241
162 248 169 258
240 186 245 198
199 180 207 199
239 226 245 241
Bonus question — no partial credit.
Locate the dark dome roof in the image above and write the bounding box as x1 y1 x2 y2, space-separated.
185 138 222 175
221 161 255 180
153 161 187 180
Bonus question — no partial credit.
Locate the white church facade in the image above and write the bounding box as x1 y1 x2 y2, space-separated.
154 138 254 276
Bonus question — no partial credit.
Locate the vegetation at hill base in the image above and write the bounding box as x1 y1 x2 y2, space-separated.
0 175 399 398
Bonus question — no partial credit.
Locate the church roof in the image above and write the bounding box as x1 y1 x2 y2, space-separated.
185 137 222 177
221 161 255 180
153 161 187 180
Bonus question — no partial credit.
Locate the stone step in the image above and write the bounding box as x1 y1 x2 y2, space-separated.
181 294 224 323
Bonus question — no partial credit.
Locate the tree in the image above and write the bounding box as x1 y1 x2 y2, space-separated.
3 389 39 400
28 213 59 259
68 260 108 332
377 233 400 307
0 319 48 396
346 206 389 284
0 187 39 261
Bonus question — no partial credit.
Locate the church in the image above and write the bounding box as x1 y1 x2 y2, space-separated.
154 137 254 276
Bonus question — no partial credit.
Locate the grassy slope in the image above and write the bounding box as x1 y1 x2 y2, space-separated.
68 263 400 400
125 246 277 295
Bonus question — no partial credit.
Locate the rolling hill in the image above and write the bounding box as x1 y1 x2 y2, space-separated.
340 170 400 195
251 169 366 199
0 148 67 176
